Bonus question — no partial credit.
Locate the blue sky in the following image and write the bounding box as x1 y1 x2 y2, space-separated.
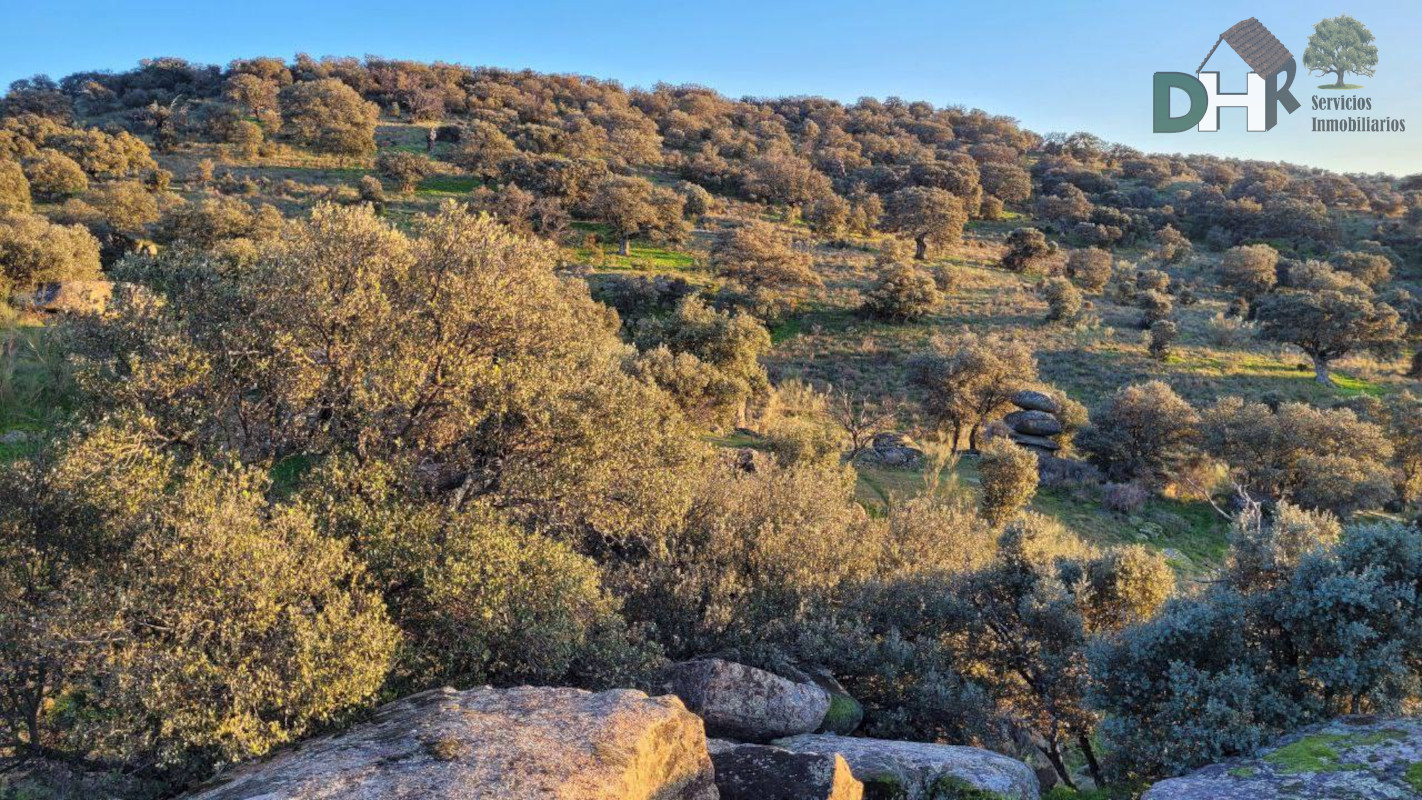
2 0 1418 175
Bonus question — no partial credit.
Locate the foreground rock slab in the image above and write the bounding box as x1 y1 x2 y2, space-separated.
1143 715 1422 800
663 658 831 742
772 734 1038 800
182 686 717 800
708 739 863 800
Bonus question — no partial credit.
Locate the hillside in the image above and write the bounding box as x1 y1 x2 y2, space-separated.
2 55 1422 799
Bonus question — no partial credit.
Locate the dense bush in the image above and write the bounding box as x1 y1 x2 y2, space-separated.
22 149 88 200
1079 381 1200 488
977 437 1039 526
0 160 31 213
1066 247 1112 292
0 433 397 782
1201 398 1394 516
711 219 819 289
862 263 943 321
1000 226 1055 273
1043 276 1083 324
1095 518 1422 781
374 150 432 193
0 211 102 293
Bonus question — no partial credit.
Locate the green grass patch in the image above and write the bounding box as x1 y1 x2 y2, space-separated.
269 454 316 497
705 431 765 450
1404 761 1422 792
1030 487 1228 572
1262 732 1383 773
1 324 74 435
571 244 698 272
1327 372 1384 397
1228 766 1257 778
770 316 805 344
417 174 481 194
1316 84 1364 90
1264 735 1347 773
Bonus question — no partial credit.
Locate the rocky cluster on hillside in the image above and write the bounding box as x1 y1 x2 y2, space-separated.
182 659 1040 800
1142 716 1422 800
1002 390 1065 456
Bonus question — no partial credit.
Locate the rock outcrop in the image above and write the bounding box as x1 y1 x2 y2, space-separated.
181 686 717 800
708 739 864 800
662 658 831 742
859 433 924 468
1001 392 1066 456
1010 390 1060 415
24 281 113 314
772 734 1039 800
1143 716 1422 800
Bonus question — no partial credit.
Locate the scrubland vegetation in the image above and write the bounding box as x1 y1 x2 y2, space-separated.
2 55 1422 798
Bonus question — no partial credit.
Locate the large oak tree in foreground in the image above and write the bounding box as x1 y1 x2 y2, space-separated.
1256 289 1404 385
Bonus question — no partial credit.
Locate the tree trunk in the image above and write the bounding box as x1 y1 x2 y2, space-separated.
1043 740 1076 790
914 235 928 261
1336 70 1347 87
950 420 962 454
968 421 981 452
1078 733 1104 787
1313 356 1333 386
619 236 631 256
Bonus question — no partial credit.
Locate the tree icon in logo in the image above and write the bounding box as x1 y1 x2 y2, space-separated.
1303 14 1378 90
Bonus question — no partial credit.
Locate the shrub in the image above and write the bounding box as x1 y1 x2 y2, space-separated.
229 119 264 159
0 442 398 782
1094 520 1422 781
977 438 1039 526
1331 250 1392 287
636 294 772 422
375 150 433 193
22 149 88 201
1043 277 1083 324
711 220 819 289
1204 313 1255 347
0 212 102 293
1148 319 1178 360
0 159 31 213
930 263 963 294
1101 482 1149 514
1000 226 1055 273
764 416 842 468
1153 224 1192 263
1218 244 1279 302
1135 268 1170 293
1066 247 1112 292
863 263 943 321
157 195 282 248
1078 381 1200 487
1137 290 1173 328
623 458 877 658
1202 398 1395 516
357 174 385 205
631 345 745 428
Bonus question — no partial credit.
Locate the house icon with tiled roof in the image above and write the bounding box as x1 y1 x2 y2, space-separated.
1197 18 1294 80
